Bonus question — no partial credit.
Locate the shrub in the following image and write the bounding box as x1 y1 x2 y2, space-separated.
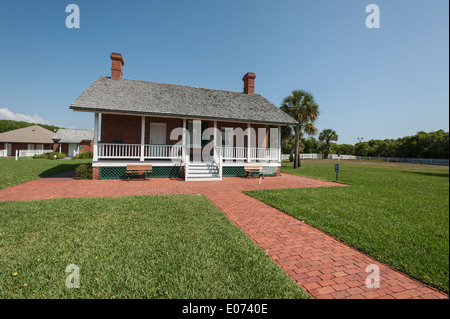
32 154 48 159
289 153 294 162
75 164 93 180
73 152 93 159
32 152 66 160
47 152 67 160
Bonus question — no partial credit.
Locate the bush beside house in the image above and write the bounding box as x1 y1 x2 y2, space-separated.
73 152 93 159
33 152 67 160
75 164 93 180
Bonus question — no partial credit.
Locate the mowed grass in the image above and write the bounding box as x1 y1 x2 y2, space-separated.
0 195 308 299
0 157 91 190
246 160 449 293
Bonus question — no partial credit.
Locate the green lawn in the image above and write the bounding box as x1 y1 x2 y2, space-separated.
0 157 91 190
0 195 308 299
246 160 449 293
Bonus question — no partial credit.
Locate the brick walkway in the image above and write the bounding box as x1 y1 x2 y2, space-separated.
0 173 447 299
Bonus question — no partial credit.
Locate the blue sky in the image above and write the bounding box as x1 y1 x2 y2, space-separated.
0 0 448 144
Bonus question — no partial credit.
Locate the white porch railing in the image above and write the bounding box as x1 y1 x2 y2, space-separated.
96 143 278 162
98 143 141 159
219 147 278 161
144 144 183 159
97 143 184 160
0 149 7 157
249 147 278 161
19 149 52 157
221 146 248 160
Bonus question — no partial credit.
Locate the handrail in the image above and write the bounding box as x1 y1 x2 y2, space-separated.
97 143 184 159
218 146 278 161
213 146 223 179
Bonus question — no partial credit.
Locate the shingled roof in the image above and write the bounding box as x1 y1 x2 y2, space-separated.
70 77 298 125
53 129 94 144
0 125 54 144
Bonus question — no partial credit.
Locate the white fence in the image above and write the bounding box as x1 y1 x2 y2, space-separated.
355 156 449 166
0 149 7 157
281 153 323 160
19 149 52 157
281 153 449 166
329 154 357 160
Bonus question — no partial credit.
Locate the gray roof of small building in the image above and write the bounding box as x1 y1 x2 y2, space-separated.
53 128 94 143
0 125 54 144
70 77 298 125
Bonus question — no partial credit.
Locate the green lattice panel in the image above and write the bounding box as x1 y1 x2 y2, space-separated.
222 166 276 177
100 166 181 180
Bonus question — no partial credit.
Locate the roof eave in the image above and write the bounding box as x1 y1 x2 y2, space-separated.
70 105 299 126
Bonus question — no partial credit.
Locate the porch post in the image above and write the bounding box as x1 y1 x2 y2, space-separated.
140 116 145 162
247 123 251 163
182 118 186 159
278 125 282 163
213 121 217 148
93 112 99 161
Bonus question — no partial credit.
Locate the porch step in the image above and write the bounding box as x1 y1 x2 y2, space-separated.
186 162 222 181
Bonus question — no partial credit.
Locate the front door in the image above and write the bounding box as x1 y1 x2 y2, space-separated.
68 143 78 157
6 143 11 156
150 123 167 144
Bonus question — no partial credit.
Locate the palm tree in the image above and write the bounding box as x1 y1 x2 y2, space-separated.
318 129 338 159
281 90 320 168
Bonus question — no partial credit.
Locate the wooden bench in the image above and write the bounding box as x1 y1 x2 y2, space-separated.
125 164 153 181
244 165 263 179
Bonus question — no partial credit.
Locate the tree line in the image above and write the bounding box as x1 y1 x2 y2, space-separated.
282 128 449 160
0 120 61 134
280 90 449 164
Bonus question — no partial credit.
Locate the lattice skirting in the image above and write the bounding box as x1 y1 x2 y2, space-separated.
222 166 277 177
100 166 181 180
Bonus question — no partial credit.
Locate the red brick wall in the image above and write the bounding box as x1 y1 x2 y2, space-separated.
11 143 29 155
92 167 100 180
101 114 270 148
217 122 269 147
101 114 183 145
54 143 91 154
101 114 141 143
80 141 91 153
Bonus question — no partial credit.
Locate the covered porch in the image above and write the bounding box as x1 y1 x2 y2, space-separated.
91 112 284 181
92 112 283 163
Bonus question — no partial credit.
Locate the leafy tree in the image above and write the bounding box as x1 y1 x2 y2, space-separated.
304 137 319 154
333 144 354 155
281 90 319 168
350 130 448 159
318 129 338 159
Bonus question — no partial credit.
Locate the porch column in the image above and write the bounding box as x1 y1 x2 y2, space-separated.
247 123 251 163
93 112 99 161
140 116 145 162
278 125 282 163
213 121 217 148
182 119 186 146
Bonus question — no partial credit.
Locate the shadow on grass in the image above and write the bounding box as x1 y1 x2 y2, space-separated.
402 170 449 178
38 163 84 178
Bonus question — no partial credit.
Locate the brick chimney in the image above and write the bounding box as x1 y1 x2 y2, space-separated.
242 72 256 95
110 53 125 80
